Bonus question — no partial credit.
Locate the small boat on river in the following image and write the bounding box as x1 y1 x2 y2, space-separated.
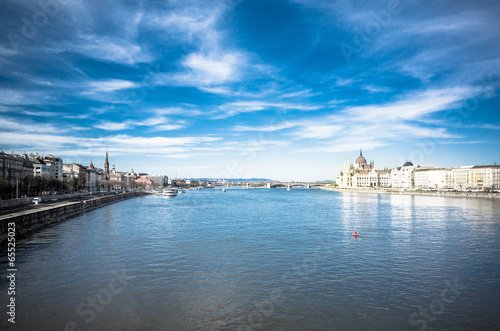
163 188 178 197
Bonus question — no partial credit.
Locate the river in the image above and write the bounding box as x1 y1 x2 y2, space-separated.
2 188 500 330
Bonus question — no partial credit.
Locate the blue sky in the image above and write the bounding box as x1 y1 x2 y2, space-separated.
0 0 499 181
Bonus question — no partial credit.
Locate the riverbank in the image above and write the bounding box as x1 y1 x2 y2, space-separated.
320 187 500 199
0 191 147 243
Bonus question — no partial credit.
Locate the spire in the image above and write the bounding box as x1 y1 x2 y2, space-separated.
360 149 362 156
104 148 110 180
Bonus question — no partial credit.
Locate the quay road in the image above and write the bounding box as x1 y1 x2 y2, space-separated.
0 191 130 217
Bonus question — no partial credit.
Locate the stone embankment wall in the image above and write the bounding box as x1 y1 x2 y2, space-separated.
0 192 146 243
322 187 500 199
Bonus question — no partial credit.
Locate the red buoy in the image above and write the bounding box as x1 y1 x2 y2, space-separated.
352 231 358 237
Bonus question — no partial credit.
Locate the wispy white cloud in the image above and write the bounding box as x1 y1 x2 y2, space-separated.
88 79 138 93
147 9 220 48
94 116 185 131
280 89 319 99
232 122 298 132
216 101 321 118
147 2 277 95
64 35 151 65
341 87 473 122
22 111 61 117
0 127 223 162
150 124 185 131
294 87 474 153
363 85 391 93
0 115 74 134
94 121 131 131
153 107 206 117
292 125 344 139
161 52 245 87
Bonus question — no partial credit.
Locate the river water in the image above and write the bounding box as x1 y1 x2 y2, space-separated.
2 188 500 330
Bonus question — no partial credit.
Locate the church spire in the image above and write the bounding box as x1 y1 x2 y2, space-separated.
104 149 110 180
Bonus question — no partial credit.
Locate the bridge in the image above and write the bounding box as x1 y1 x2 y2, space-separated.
222 182 326 189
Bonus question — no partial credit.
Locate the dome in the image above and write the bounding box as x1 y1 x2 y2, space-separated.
403 161 413 167
355 150 367 166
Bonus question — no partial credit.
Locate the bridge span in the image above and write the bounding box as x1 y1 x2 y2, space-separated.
222 182 325 189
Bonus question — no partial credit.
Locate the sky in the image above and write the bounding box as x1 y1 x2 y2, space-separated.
0 0 499 181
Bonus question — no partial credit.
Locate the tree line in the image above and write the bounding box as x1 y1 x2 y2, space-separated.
0 176 145 199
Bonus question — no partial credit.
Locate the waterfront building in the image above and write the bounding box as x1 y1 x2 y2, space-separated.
87 161 98 191
30 154 51 178
63 163 87 180
414 167 453 189
390 163 435 188
135 176 153 188
95 168 106 184
21 154 34 179
170 178 187 186
124 169 137 188
42 155 63 180
147 175 168 187
467 165 500 189
337 150 499 190
413 165 500 190
337 150 390 188
109 161 126 182
0 151 24 185
378 170 391 187
390 162 413 188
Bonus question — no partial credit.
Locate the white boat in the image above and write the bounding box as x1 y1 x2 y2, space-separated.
163 188 177 197
287 184 291 191
177 189 185 193
222 188 226 192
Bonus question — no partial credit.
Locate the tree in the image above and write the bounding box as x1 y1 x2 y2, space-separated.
77 176 86 191
0 178 11 199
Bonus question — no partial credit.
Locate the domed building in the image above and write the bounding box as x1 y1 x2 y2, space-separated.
337 150 390 188
354 150 373 170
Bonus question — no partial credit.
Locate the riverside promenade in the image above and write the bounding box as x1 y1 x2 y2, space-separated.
321 187 500 199
0 191 147 243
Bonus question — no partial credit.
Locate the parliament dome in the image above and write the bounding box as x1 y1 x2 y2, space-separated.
355 150 367 165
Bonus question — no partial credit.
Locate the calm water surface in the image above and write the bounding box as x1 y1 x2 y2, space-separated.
2 188 500 330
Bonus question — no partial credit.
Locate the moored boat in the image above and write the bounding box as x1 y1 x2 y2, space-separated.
163 188 178 197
